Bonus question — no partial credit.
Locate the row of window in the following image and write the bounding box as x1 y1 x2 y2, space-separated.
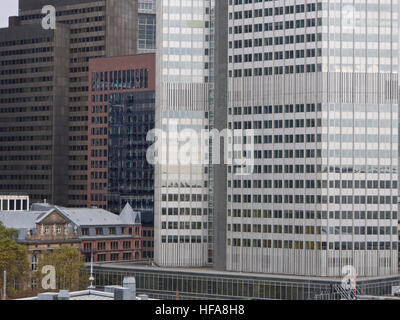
230 1 322 16
96 252 139 262
230 64 322 77
229 194 398 205
231 180 397 190
253 134 321 144
0 56 53 66
232 49 321 64
84 241 136 251
229 118 322 129
19 6 104 22
229 224 397 235
1 76 53 85
228 239 397 251
0 37 52 47
236 17 323 34
0 66 53 76
0 46 53 57
235 104 322 115
81 226 138 236
161 236 204 244
228 209 398 220
230 34 322 49
161 207 208 216
162 222 205 230
91 69 150 92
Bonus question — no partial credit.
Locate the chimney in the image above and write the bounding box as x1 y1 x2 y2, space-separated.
57 290 70 300
122 277 136 300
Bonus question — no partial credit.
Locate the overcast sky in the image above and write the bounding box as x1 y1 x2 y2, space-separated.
0 0 18 28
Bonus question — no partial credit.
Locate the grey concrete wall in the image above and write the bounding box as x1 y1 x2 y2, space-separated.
212 0 228 271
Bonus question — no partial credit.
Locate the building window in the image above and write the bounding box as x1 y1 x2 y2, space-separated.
97 254 106 262
83 243 92 252
123 253 132 261
123 241 131 249
96 228 103 235
31 255 38 271
82 228 89 236
56 226 61 233
31 278 37 289
110 242 118 250
110 253 119 261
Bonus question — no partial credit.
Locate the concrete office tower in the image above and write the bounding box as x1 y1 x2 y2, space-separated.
0 22 70 205
226 0 398 277
154 0 216 267
0 0 138 207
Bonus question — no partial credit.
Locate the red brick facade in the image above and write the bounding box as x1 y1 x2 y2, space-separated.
80 225 143 263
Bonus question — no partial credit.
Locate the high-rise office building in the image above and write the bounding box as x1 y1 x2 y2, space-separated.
87 54 155 213
154 0 217 267
225 0 398 277
0 21 70 205
155 0 399 278
0 0 138 206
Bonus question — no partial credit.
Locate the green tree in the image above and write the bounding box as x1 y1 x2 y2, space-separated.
0 222 29 299
37 245 86 291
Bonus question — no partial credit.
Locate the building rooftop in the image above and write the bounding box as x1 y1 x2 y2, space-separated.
0 204 143 241
16 277 154 301
0 211 45 229
92 262 400 283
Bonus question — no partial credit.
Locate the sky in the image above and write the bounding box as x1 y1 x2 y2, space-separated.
0 0 18 28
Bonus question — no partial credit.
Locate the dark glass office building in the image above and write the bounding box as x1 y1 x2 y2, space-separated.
108 91 155 213
88 54 155 214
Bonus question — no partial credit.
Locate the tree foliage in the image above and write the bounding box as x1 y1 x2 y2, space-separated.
37 245 87 291
0 222 29 299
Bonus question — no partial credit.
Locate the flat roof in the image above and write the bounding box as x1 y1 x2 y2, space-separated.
91 262 400 283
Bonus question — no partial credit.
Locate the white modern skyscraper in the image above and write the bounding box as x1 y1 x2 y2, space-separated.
226 0 398 277
154 0 214 267
154 0 399 277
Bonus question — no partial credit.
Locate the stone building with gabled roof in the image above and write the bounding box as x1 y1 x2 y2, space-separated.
0 203 150 291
